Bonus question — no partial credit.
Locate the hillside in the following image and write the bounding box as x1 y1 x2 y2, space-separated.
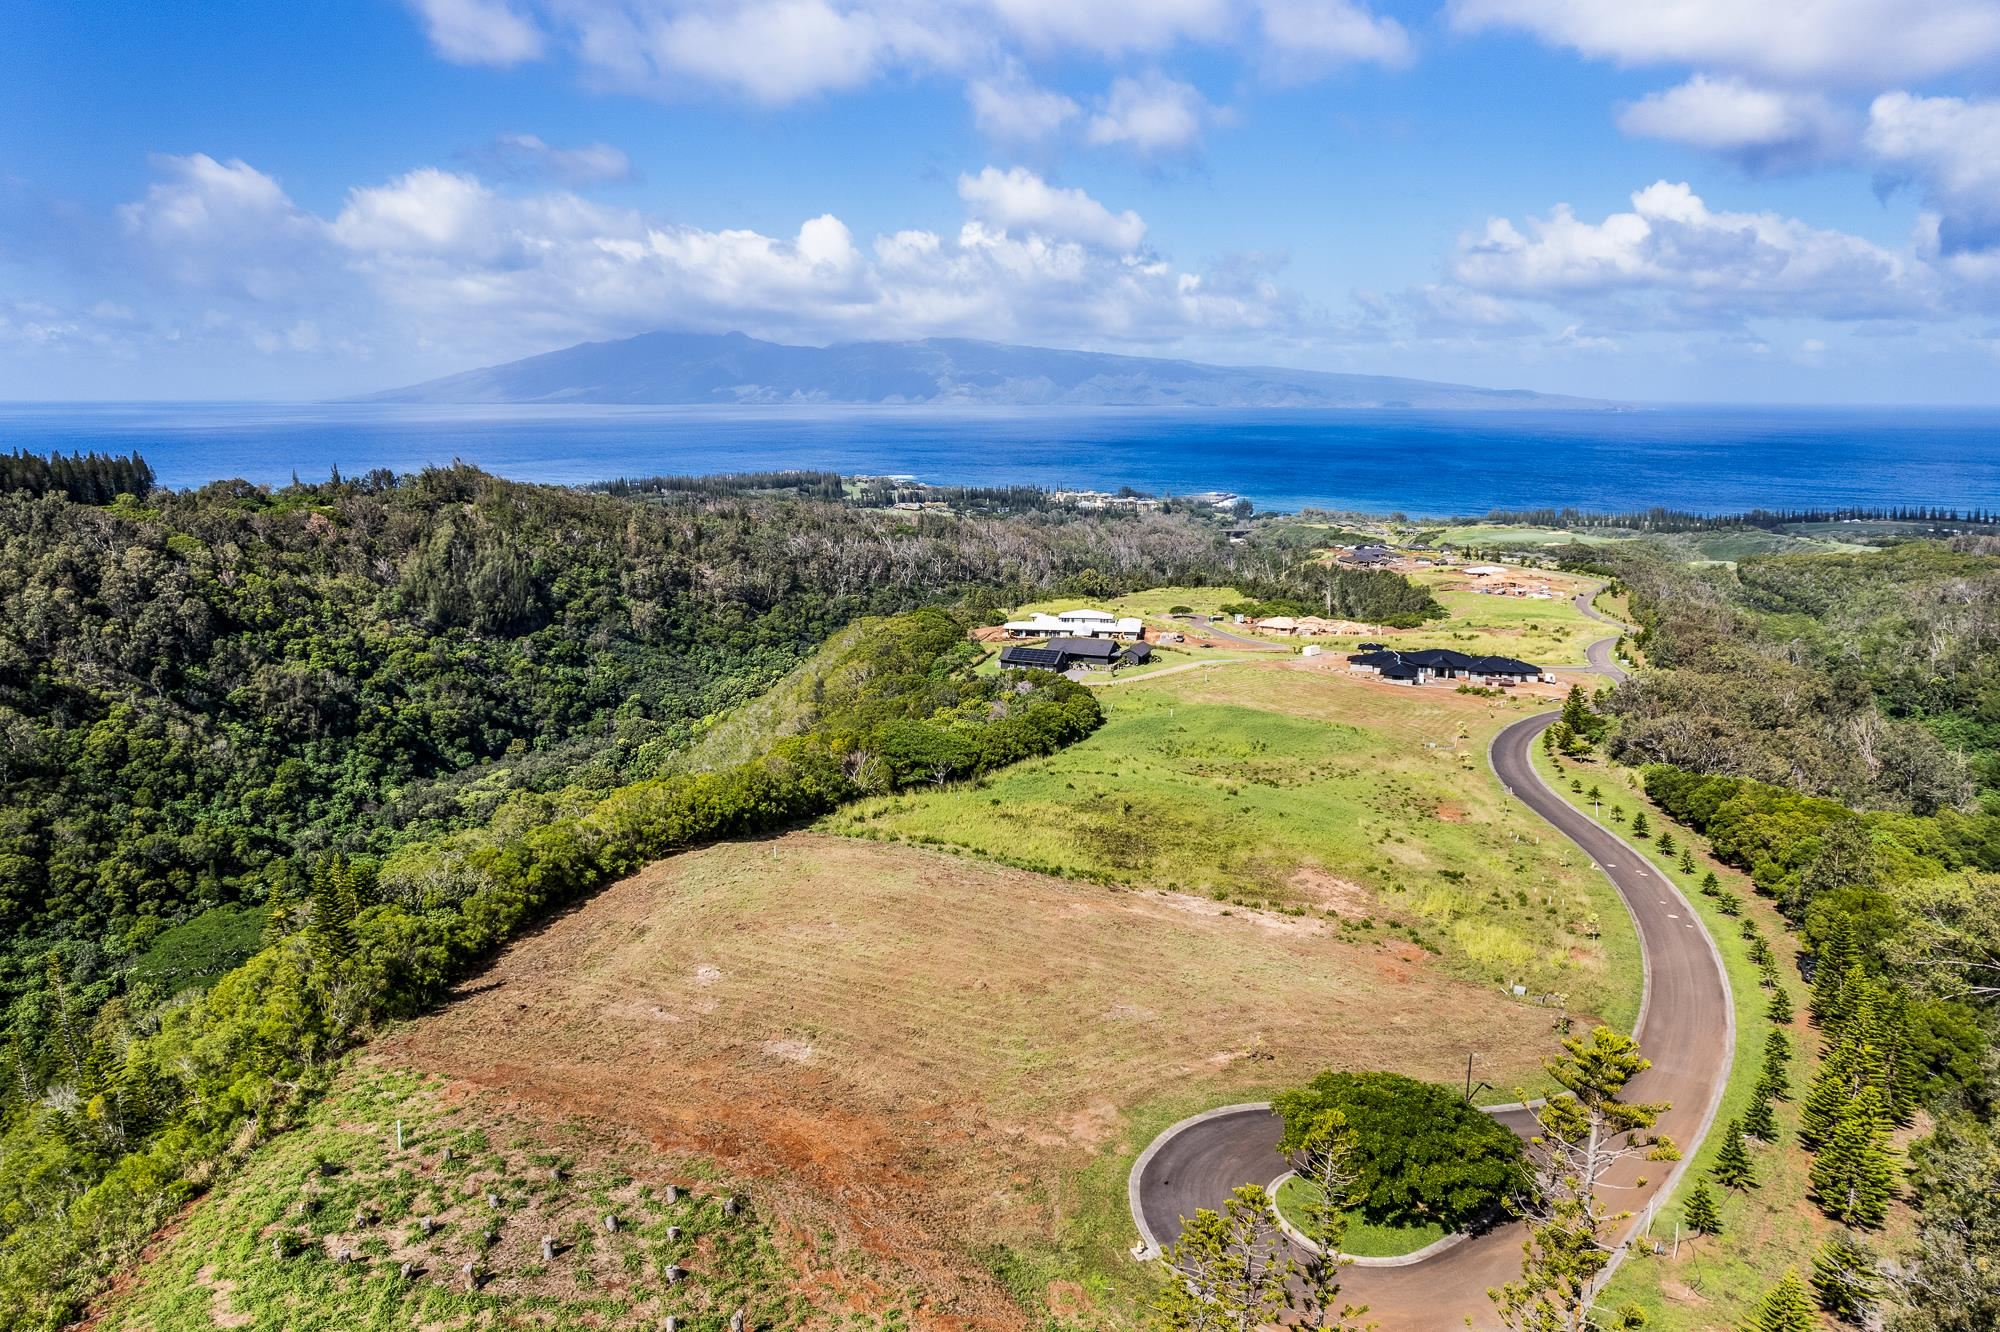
358 331 1611 409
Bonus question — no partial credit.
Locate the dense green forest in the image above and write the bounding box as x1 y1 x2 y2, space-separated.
1560 538 2000 1330
0 455 1453 1325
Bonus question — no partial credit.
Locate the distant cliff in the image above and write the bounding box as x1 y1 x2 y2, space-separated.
358 331 1610 410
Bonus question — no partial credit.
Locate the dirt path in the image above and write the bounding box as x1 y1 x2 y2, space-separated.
1127 709 1733 1329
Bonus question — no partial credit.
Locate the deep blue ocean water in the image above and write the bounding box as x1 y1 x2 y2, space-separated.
4 401 1999 515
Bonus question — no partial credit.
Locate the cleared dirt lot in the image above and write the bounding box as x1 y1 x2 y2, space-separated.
381 832 1570 1328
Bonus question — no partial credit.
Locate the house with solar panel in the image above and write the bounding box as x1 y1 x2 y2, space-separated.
999 637 1152 673
1345 647 1549 686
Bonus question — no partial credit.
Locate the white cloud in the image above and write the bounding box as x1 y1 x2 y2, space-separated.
1450 0 2000 85
956 165 1146 250
1256 0 1412 72
88 152 1288 375
1087 72 1212 153
1866 92 2000 256
1455 180 1938 323
481 133 632 183
409 0 545 66
1618 76 1854 172
984 0 1234 54
634 0 967 103
966 64 1079 140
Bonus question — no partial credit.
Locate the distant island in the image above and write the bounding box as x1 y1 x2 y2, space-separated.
357 330 1613 410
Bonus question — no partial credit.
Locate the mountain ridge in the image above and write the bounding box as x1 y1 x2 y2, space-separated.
357 330 1613 410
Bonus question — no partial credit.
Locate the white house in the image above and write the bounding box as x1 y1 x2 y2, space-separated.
1002 608 1145 641
1462 563 1508 577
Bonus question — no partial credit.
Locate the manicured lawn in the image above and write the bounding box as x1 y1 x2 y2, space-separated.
827 661 1642 1034
1273 1176 1447 1258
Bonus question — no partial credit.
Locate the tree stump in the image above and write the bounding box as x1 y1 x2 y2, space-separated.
665 1225 682 1241
270 1236 284 1260
461 1261 479 1290
487 1191 502 1208
541 1235 556 1262
664 1185 679 1205
399 1261 414 1281
730 1310 746 1332
419 1216 435 1236
352 1208 369 1228
441 1147 453 1164
665 1265 685 1285
603 1213 618 1233
723 1195 741 1217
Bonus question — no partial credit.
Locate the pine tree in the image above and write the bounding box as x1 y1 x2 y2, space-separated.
1743 1270 1818 1332
1799 1037 1865 1150
1682 1179 1722 1236
1631 811 1651 838
1755 1057 1790 1105
1824 962 1873 1041
1745 1090 1780 1143
1657 831 1677 856
1700 869 1721 895
1679 848 1696 874
1808 917 1856 1025
1809 1230 1879 1325
1711 1118 1758 1191
1764 1027 1793 1070
1765 984 1794 1024
1810 1085 1898 1227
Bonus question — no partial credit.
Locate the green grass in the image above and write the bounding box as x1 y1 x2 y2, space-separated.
1531 747 1912 1330
825 664 1642 1032
1405 568 1604 663
95 1063 881 1332
1271 1177 1448 1258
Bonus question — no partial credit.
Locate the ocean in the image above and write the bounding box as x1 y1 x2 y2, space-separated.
3 401 1999 515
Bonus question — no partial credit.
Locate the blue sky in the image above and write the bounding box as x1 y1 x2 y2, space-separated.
5 0 2000 402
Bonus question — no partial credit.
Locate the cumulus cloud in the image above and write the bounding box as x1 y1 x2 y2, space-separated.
1454 180 1938 323
408 0 545 65
1256 0 1412 73
966 63 1080 141
957 166 1146 250
1087 73 1212 154
84 152 1291 373
1618 76 1854 173
476 133 631 184
1866 92 2000 256
1450 0 2000 85
401 0 1410 118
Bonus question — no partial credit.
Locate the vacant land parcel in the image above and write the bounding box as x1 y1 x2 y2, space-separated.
372 830 1580 1329
832 662 1639 1027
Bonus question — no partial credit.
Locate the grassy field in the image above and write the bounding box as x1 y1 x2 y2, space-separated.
1271 1176 1448 1259
1403 566 1605 663
360 830 1586 1329
829 661 1641 1033
1529 746 1917 1330
95 1063 842 1332
1427 523 1875 564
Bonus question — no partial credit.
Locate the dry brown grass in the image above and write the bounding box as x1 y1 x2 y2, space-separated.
380 832 1567 1328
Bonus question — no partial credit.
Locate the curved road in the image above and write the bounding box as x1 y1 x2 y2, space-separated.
1129 641 1731 1328
1572 583 1630 683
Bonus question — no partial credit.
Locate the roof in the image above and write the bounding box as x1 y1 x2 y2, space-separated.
1468 655 1543 675
1258 616 1298 630
1348 647 1544 676
1045 636 1122 659
998 646 1067 669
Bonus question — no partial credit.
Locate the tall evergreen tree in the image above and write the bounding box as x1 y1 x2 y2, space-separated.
1799 1038 1867 1151
1681 1180 1722 1236
1810 1085 1898 1227
1809 917 1857 1025
1764 1027 1793 1071
1766 984 1795 1025
1712 1119 1758 1191
1809 1230 1878 1325
1745 1090 1780 1143
1743 1270 1819 1332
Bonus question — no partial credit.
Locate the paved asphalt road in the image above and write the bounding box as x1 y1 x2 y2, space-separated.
1128 674 1732 1328
1573 585 1630 683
